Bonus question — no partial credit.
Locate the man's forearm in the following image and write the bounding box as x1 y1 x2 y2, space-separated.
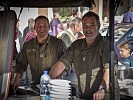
49 61 66 79
102 68 109 90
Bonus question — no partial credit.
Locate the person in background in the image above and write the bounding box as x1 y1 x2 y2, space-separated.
12 19 23 83
61 21 69 31
57 17 82 48
12 16 67 92
14 19 23 58
49 11 111 99
77 31 85 39
123 6 133 23
49 12 61 36
23 18 35 39
56 21 69 38
118 41 133 67
12 19 23 71
24 20 36 42
57 20 69 34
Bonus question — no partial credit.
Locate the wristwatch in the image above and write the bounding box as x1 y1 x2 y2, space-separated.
98 85 106 92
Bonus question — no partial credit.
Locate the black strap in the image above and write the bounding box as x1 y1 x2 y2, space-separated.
17 7 23 20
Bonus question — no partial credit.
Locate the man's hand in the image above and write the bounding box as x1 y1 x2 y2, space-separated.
93 89 105 100
12 73 21 92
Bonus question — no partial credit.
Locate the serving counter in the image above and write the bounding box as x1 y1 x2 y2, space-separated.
8 96 84 100
119 79 133 100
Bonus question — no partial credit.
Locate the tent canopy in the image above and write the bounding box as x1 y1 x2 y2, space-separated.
0 0 95 8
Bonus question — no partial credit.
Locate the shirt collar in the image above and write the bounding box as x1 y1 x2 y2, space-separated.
34 34 50 45
80 33 102 49
67 28 75 37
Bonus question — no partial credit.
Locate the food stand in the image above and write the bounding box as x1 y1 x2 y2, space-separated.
1 0 132 100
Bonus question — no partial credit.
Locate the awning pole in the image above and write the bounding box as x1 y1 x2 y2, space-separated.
109 0 115 100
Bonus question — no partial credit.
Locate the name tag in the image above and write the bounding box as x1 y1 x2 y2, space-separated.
40 54 44 57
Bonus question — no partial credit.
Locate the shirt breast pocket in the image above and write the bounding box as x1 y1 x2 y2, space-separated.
73 50 82 61
26 49 36 61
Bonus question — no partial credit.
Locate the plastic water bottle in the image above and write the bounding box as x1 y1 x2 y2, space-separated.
40 70 50 100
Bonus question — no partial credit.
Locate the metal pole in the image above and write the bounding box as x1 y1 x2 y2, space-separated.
109 0 115 100
98 0 103 22
78 7 81 18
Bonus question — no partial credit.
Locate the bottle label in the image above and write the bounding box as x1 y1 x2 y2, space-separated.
40 96 45 100
40 95 50 100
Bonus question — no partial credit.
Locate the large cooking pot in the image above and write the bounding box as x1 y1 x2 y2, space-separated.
8 85 40 100
117 66 133 80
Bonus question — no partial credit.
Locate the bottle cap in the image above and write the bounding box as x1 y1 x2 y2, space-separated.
43 70 48 74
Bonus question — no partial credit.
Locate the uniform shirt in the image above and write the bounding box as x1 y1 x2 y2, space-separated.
14 35 67 84
60 34 110 99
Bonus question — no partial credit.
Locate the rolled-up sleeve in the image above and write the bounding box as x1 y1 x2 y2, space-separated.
59 43 75 70
57 39 67 59
101 40 110 69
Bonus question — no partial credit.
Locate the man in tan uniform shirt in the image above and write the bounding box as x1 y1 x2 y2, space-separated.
49 11 120 99
13 16 67 91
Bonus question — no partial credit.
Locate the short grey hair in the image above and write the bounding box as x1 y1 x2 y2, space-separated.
69 17 82 28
